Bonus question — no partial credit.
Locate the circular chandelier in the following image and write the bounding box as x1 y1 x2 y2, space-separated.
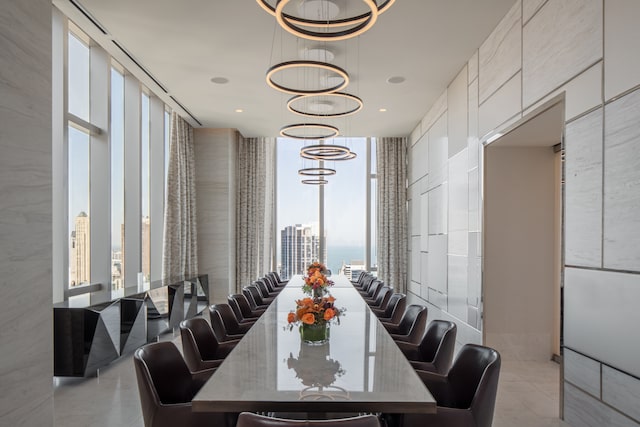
287 92 363 118
301 178 328 185
300 144 357 161
280 123 339 139
257 0 395 41
298 167 336 176
266 60 349 95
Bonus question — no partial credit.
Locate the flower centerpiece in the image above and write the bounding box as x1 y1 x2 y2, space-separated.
303 261 334 299
287 296 343 345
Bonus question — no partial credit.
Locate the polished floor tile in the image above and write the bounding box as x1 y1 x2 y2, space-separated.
53 332 569 427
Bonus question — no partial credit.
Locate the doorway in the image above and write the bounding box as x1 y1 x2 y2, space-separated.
482 99 564 362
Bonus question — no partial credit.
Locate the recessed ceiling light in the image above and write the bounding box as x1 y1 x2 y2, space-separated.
379 108 387 112
211 77 229 84
387 76 405 84
235 108 243 113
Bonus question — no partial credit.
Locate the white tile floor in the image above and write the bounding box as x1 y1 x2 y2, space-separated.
53 331 570 427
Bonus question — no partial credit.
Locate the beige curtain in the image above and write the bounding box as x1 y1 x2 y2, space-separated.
162 112 198 281
376 137 408 291
236 137 275 291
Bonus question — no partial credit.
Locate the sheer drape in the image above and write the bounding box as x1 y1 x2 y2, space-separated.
236 137 275 291
162 112 198 280
376 137 408 291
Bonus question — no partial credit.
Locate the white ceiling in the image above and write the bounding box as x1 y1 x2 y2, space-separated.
60 0 516 138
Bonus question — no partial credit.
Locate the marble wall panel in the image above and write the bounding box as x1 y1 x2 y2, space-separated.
411 236 421 284
420 252 429 298
468 79 480 169
447 255 468 322
448 149 469 233
410 184 421 237
448 66 469 157
0 0 53 425
421 90 447 135
564 267 640 378
564 348 602 398
427 235 448 295
564 382 640 427
428 184 448 235
468 168 480 232
603 89 640 271
410 123 422 147
604 0 640 101
479 0 522 104
427 287 447 311
523 61 603 122
412 133 429 183
468 50 479 83
448 230 468 258
564 108 603 267
523 0 602 107
603 365 640 423
479 71 522 137
467 254 481 308
420 192 429 252
428 113 449 189
523 0 547 24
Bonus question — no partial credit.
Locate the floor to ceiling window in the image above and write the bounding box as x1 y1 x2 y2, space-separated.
54 16 170 302
276 137 376 280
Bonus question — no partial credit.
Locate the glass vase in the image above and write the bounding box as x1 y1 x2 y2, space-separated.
300 322 329 345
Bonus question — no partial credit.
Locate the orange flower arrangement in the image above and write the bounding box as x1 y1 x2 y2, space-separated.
302 262 334 296
286 295 342 329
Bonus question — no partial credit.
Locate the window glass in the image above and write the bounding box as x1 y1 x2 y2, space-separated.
324 138 367 278
68 126 90 287
111 67 124 293
277 138 320 280
68 32 90 121
141 93 151 286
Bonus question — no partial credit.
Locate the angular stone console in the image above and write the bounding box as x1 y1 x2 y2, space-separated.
53 275 209 377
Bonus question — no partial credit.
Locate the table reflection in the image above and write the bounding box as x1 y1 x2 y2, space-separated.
286 341 348 400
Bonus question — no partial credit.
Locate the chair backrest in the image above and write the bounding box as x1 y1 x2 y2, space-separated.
180 317 220 363
210 303 241 332
418 320 457 374
377 293 406 322
352 271 366 283
242 286 263 309
366 280 384 299
236 412 381 427
134 341 195 413
397 304 426 333
208 306 234 341
254 280 273 298
270 271 284 283
263 274 279 291
370 286 392 308
447 344 501 427
404 305 428 343
230 293 263 319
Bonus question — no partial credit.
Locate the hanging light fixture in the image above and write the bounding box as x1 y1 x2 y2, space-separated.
300 144 357 161
257 0 395 41
280 123 339 139
298 167 337 176
287 92 363 118
301 178 328 185
266 60 349 95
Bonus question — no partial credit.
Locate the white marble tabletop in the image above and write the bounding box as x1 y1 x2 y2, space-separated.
192 275 435 414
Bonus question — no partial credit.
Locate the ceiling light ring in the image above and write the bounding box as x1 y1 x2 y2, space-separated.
298 167 337 177
266 60 349 95
280 123 339 139
256 0 395 22
287 93 364 118
300 144 355 161
301 178 328 185
275 0 379 42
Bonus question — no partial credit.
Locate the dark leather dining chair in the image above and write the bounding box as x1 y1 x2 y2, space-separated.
209 303 254 334
243 285 274 308
133 341 226 427
395 320 457 374
255 278 280 298
371 292 406 320
179 317 239 372
387 304 428 344
367 286 392 309
228 293 266 321
236 412 381 427
350 271 366 285
362 280 385 303
393 344 501 427
208 305 247 342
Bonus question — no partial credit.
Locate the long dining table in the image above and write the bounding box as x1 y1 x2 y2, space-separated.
192 274 436 415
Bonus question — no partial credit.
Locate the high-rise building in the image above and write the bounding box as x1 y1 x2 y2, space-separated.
280 224 320 280
70 211 90 286
338 260 366 281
